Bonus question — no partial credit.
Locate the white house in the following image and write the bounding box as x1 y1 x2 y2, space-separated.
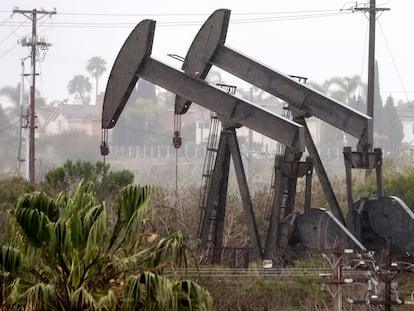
396 102 414 145
37 103 100 136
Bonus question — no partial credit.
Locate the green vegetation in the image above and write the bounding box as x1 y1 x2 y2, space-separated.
0 177 35 243
0 182 212 310
199 267 328 310
41 159 134 201
354 159 414 210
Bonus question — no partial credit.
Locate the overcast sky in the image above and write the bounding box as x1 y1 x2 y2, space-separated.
0 0 412 106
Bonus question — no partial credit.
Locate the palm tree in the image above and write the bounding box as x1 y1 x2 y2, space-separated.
328 75 363 105
67 75 92 104
0 182 212 310
86 56 107 100
0 85 20 108
0 83 46 113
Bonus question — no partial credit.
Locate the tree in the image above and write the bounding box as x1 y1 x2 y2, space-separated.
41 159 134 203
0 83 46 114
308 75 369 152
0 182 212 310
328 75 363 105
0 104 19 176
0 84 20 113
112 80 159 146
67 75 92 105
380 95 403 156
36 132 102 172
0 177 35 243
86 56 107 100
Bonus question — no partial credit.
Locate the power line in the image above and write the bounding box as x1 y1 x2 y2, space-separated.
0 118 19 132
0 20 27 45
0 42 20 58
377 21 410 103
1 8 347 17
0 15 12 24
0 10 353 29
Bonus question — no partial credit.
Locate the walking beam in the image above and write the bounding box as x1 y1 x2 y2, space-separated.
174 9 372 146
102 19 305 153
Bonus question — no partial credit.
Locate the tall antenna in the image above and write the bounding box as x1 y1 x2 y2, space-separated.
13 8 56 183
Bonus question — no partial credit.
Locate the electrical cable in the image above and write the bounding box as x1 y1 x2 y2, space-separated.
42 8 347 17
0 118 19 132
0 20 27 45
0 42 19 58
378 21 410 102
0 10 353 29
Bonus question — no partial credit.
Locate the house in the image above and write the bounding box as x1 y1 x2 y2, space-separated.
193 100 322 156
37 95 100 136
396 102 414 145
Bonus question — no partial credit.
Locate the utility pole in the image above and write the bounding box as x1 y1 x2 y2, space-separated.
16 58 29 176
13 8 56 183
354 0 389 152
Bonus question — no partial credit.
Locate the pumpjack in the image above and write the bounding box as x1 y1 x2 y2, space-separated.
174 9 414 260
102 19 305 263
102 9 414 265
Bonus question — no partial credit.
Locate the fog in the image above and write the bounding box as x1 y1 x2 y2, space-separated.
0 0 413 105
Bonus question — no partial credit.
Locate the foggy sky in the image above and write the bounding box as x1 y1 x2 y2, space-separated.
0 0 412 105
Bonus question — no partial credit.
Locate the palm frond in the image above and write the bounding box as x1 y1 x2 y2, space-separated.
67 206 83 250
115 185 153 249
71 181 97 210
84 203 108 262
25 283 57 310
7 277 30 309
122 272 176 311
12 204 52 248
51 219 68 254
15 191 59 222
113 248 151 274
119 184 152 221
173 280 213 311
148 231 187 272
122 205 147 248
0 272 10 305
94 289 118 310
68 251 83 288
71 286 98 311
0 245 21 273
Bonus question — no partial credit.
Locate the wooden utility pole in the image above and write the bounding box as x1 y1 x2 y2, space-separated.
13 8 56 183
354 0 389 152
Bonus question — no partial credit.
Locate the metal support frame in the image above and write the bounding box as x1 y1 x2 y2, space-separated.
264 154 313 259
199 127 262 262
292 110 346 225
